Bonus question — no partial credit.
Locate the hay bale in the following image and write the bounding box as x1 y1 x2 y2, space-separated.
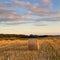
28 39 38 50
38 41 59 60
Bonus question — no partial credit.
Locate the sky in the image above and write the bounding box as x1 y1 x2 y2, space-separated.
0 0 60 35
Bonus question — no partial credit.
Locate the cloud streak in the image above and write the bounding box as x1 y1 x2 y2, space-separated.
0 2 14 7
0 9 15 16
42 0 52 7
0 0 60 26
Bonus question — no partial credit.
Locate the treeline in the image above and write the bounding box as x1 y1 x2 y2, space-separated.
0 34 60 39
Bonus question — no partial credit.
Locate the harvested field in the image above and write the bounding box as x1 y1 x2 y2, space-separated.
0 37 60 60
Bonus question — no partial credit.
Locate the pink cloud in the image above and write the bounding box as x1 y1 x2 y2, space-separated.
42 0 52 7
0 9 15 16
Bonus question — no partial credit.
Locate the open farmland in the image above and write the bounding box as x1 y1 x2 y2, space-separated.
0 37 60 60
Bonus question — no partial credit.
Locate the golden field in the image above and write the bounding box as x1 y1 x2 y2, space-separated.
0 37 60 60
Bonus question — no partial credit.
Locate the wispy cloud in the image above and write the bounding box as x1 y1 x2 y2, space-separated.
0 20 34 25
42 0 52 7
0 9 14 15
0 2 14 7
0 0 60 26
34 17 60 22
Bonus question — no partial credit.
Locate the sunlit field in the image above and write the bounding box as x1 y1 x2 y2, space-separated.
0 37 60 60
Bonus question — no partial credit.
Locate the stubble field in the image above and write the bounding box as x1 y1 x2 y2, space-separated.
0 37 60 60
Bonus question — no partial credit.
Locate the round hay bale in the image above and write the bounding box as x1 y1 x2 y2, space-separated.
28 39 38 50
38 41 59 60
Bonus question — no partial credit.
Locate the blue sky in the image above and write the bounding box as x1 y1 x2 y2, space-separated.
0 0 60 35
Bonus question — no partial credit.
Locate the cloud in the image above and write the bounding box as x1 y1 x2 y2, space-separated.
27 7 60 16
34 23 47 26
0 13 60 26
0 0 59 16
0 0 59 13
0 9 15 16
0 3 14 7
45 17 60 21
14 0 31 7
42 0 52 7
0 0 60 26
0 20 33 25
34 17 60 22
35 24 47 26
7 14 31 21
14 0 52 8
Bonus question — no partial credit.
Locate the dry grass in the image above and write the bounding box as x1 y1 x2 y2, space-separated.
0 37 60 60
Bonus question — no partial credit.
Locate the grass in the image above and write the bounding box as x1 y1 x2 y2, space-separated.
0 37 60 60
